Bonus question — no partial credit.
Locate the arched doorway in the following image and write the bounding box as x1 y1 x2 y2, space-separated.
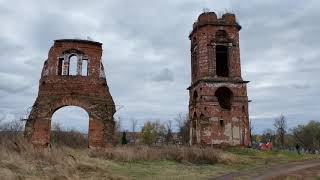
215 87 233 110
26 96 115 148
51 106 89 148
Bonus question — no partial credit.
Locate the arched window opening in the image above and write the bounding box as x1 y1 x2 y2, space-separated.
192 90 198 104
215 87 233 110
191 42 198 80
216 30 227 39
51 106 89 148
216 45 229 77
58 58 64 75
82 59 88 76
69 55 78 75
191 54 197 79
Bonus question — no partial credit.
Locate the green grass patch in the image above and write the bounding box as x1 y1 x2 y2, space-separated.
104 160 230 180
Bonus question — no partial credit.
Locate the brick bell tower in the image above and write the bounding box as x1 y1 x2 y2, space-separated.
188 12 251 146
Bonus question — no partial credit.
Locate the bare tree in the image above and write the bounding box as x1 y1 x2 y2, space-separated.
166 120 172 132
261 128 276 143
0 111 8 128
175 113 185 128
115 116 122 133
113 116 122 144
175 113 190 144
131 119 138 132
0 113 4 124
274 114 287 148
131 118 138 144
165 120 173 144
154 120 167 144
0 119 24 132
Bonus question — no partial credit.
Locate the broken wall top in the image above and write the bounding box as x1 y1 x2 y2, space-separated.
45 39 105 78
189 12 241 38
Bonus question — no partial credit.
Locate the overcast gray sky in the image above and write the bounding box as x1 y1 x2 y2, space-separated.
0 0 319 133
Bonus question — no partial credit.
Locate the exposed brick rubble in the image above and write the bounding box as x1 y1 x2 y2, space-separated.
24 39 116 148
188 12 251 146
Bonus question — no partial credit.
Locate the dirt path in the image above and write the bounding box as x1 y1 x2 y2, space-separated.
211 159 320 180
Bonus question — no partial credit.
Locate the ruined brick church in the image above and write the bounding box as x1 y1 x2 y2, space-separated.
188 12 251 146
24 11 251 148
24 39 116 148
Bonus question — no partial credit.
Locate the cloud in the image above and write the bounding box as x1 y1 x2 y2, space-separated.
0 111 6 122
0 72 33 93
151 68 174 82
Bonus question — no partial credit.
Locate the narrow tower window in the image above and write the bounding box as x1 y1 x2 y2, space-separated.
82 59 88 76
69 55 78 75
215 87 233 110
58 58 64 75
192 90 198 104
216 45 229 77
191 39 198 80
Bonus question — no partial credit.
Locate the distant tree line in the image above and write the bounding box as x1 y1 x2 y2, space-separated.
252 114 320 153
2 112 319 153
115 113 190 146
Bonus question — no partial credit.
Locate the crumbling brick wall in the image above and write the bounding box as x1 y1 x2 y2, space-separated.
188 12 251 146
24 39 116 148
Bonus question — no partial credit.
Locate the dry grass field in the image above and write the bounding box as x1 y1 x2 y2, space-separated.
0 132 318 180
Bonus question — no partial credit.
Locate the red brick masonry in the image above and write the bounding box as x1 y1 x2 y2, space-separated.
24 39 116 148
188 12 251 146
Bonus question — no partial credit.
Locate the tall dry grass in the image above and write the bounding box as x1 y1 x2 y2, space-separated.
0 132 119 180
51 130 88 148
90 145 237 164
0 129 238 179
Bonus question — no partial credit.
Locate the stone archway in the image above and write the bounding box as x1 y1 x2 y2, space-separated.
26 96 115 148
51 106 89 146
24 39 116 149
